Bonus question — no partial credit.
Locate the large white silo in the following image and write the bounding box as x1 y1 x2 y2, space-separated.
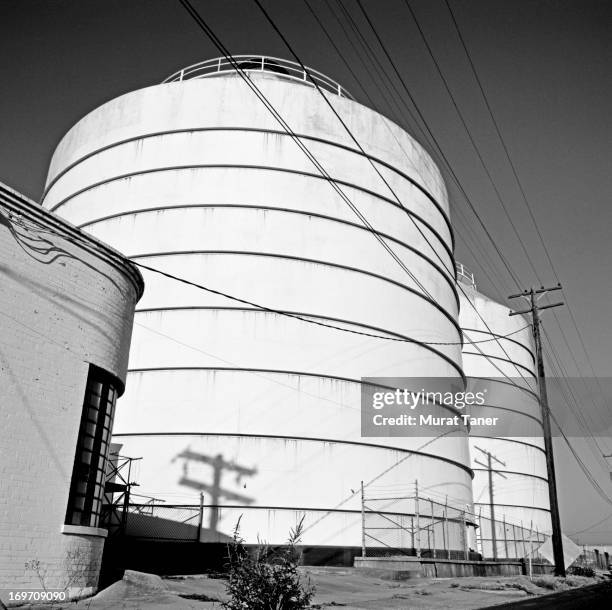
42 57 474 554
457 264 552 558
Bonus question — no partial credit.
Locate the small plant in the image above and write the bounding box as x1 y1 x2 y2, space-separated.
223 516 315 610
24 546 96 602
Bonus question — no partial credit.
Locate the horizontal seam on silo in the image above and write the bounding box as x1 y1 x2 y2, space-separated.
78 203 457 299
472 469 549 483
136 305 449 341
462 326 536 363
42 126 454 249
111 431 474 477
461 352 536 379
45 165 454 256
129 249 463 337
472 437 546 454
470 404 544 427
133 306 464 375
464 376 540 403
125 366 466 401
473 502 551 513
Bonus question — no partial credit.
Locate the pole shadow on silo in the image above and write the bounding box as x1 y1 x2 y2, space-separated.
173 447 257 538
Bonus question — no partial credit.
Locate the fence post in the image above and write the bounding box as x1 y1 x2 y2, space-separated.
477 507 483 558
512 523 517 559
443 497 449 559
415 480 421 559
528 519 534 579
520 520 527 559
360 481 366 558
503 515 509 559
197 491 204 543
442 502 450 559
430 498 436 559
461 510 468 560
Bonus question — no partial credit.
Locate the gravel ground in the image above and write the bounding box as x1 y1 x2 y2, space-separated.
8 568 605 610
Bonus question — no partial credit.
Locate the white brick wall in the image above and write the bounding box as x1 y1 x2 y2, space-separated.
0 184 143 598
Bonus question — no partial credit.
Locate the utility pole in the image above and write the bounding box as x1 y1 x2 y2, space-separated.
415 480 421 559
474 445 507 560
360 481 366 558
509 283 565 576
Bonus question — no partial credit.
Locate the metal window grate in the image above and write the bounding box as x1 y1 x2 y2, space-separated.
65 365 118 528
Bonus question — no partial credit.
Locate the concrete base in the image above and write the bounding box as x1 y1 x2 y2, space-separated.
354 556 550 579
353 556 424 580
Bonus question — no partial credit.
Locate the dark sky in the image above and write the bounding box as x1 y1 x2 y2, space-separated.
1 0 611 544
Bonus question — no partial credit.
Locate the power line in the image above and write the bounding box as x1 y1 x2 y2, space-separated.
250 0 536 392
541 343 612 507
332 0 433 149
253 0 458 286
132 260 527 347
176 0 439 306
542 326 611 468
305 2 512 304
443 0 610 452
401 0 542 285
569 512 612 536
313 0 447 209
1 201 527 348
443 0 551 282
325 0 536 388
353 0 522 290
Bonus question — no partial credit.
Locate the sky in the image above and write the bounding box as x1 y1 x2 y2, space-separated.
1 0 611 545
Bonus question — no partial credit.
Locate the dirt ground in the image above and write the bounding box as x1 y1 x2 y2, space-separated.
9 568 604 610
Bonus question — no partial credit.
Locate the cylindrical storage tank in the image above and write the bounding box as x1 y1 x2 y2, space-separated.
457 266 552 558
42 57 474 553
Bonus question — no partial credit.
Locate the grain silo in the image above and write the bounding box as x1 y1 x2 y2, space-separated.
457 264 552 558
42 56 474 557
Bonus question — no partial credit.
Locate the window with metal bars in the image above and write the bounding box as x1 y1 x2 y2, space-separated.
65 365 117 527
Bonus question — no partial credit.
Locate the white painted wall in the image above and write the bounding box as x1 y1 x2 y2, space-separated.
0 184 142 595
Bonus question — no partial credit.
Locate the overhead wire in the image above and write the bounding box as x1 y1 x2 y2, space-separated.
541 341 612 506
176 0 440 307
349 1 612 520
543 326 607 447
133 260 529 347
353 0 522 291
354 0 612 506
443 0 611 452
307 2 512 303
541 329 612 476
1 201 529 351
251 0 535 391
399 0 543 284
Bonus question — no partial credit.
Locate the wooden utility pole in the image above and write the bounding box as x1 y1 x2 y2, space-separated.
509 283 565 576
360 481 366 558
415 480 421 558
474 445 507 560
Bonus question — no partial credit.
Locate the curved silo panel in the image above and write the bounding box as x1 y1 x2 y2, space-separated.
42 57 473 551
457 266 552 558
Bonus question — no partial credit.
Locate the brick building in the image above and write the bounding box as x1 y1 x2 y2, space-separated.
0 182 143 600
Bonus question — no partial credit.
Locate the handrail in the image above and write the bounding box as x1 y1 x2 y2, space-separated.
456 261 476 289
162 55 354 100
